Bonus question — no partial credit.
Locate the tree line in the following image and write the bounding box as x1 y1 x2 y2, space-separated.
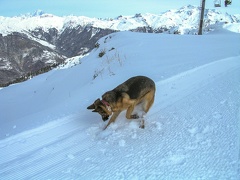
0 62 63 87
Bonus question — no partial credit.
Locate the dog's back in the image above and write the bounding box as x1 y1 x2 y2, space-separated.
114 76 155 99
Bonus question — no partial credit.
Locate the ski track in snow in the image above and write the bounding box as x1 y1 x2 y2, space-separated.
0 56 240 179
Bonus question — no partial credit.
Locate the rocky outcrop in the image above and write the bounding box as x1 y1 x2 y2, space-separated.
0 32 65 86
56 26 116 57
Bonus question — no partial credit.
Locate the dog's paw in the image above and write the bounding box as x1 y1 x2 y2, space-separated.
139 120 145 129
139 124 145 129
131 114 139 119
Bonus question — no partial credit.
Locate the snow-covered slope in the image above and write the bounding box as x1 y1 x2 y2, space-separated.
0 28 240 179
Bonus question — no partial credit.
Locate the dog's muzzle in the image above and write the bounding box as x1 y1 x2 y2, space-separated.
102 115 109 121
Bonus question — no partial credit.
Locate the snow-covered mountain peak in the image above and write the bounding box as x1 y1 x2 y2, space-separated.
0 5 239 36
178 4 198 11
32 10 46 17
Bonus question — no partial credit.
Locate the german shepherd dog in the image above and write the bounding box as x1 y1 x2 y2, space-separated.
87 76 155 130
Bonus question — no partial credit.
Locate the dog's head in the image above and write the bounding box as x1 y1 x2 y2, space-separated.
87 98 112 121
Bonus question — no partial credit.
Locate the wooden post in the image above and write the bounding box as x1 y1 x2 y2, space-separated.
198 0 206 35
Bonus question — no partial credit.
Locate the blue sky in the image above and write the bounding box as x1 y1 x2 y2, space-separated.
0 0 239 17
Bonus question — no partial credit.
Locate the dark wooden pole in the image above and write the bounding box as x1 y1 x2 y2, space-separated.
198 0 206 35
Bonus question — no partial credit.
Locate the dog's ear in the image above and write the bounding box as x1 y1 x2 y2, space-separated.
95 98 101 103
87 103 95 110
87 98 101 110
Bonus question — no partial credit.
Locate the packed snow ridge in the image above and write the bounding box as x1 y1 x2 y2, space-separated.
0 5 240 35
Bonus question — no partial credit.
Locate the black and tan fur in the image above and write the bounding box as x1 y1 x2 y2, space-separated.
87 76 155 129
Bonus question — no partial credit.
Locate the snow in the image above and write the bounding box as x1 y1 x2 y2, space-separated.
0 27 240 179
26 33 57 49
57 54 88 69
224 23 240 33
0 58 12 70
0 5 239 36
0 15 64 36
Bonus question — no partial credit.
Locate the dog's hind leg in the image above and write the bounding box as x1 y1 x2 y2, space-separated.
126 105 139 119
138 91 155 129
104 111 121 130
140 119 145 129
142 91 155 114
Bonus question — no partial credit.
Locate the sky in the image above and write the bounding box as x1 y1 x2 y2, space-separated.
0 0 239 18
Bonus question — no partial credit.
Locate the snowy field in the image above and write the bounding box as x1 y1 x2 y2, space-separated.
0 27 240 179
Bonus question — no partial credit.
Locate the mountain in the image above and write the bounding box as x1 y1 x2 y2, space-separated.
0 32 65 86
0 28 239 178
32 10 46 17
0 5 239 86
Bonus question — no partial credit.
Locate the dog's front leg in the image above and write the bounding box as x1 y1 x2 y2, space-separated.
104 111 121 130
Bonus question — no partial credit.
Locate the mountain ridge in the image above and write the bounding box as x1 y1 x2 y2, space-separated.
0 5 239 86
1 5 239 35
